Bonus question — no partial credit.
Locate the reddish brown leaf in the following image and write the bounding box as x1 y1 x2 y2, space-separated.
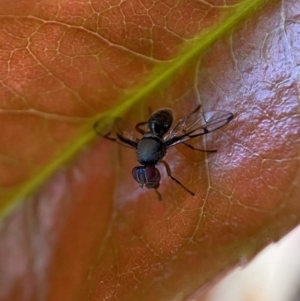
0 0 299 301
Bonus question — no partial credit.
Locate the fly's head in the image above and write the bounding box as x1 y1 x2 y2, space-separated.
132 166 161 189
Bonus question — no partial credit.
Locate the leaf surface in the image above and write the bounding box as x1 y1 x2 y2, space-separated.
0 0 299 301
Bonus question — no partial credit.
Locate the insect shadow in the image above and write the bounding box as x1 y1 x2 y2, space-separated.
94 105 234 200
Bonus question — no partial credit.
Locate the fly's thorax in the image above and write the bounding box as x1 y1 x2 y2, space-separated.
136 135 166 165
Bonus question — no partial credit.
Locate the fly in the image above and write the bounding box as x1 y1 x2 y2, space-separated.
94 105 234 200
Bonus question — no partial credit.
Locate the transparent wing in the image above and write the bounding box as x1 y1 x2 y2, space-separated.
93 116 139 148
164 107 234 147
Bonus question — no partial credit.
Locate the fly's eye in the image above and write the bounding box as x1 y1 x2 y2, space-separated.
132 166 161 189
132 167 142 184
144 166 161 183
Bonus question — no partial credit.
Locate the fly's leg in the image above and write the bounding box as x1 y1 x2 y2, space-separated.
161 160 195 196
135 107 153 135
101 131 137 148
182 141 217 153
147 106 153 116
154 189 162 201
135 121 148 135
93 119 118 142
102 131 116 142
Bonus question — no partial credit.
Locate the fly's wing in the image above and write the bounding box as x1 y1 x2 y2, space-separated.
164 109 234 147
93 116 139 148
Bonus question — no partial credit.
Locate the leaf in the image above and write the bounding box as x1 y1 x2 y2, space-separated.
0 0 299 301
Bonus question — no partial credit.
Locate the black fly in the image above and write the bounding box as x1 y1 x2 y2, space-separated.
94 105 233 200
